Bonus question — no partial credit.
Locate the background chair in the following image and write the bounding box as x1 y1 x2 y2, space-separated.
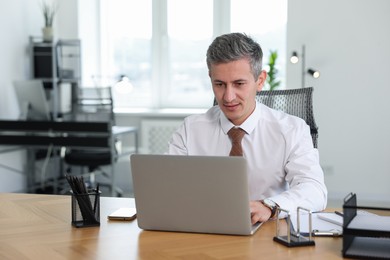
63 86 122 196
214 87 318 148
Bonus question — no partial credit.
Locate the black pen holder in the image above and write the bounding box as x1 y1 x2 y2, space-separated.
71 190 101 228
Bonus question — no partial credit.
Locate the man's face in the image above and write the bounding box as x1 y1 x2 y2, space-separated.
210 59 267 125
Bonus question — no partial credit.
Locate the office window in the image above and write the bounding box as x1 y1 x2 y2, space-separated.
95 0 286 109
164 0 213 108
231 0 287 90
100 0 153 108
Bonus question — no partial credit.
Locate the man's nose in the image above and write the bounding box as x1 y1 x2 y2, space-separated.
223 86 236 103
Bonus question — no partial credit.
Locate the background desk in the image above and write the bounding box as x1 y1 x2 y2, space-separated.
0 120 138 195
0 193 343 259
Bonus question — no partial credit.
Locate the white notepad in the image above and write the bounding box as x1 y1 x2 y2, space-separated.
290 212 342 235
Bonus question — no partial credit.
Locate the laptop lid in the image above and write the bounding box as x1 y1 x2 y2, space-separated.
13 80 51 121
130 154 262 236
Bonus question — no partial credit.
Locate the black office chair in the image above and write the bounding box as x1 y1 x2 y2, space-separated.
213 87 319 148
63 86 122 196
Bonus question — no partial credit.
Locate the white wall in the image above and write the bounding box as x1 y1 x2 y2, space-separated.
0 0 41 191
0 0 39 119
287 0 390 205
56 0 78 38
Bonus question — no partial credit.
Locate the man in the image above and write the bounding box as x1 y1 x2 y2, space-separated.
168 33 327 224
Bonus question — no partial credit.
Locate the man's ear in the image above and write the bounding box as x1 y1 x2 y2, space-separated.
256 70 267 92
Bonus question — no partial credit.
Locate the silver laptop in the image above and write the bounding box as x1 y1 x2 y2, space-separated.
130 154 262 236
13 80 51 120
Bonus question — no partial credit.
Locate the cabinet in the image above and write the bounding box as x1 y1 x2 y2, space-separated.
29 37 81 119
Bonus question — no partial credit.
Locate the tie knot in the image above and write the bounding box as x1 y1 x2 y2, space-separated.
228 127 246 143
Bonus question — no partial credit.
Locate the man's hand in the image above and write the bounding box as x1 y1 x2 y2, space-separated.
250 200 272 224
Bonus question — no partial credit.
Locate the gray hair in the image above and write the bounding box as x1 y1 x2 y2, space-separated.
206 33 263 79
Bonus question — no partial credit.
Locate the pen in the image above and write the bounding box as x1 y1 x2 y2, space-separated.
313 229 342 237
335 211 344 217
93 183 100 214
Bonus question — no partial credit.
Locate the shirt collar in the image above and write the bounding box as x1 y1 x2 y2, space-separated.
220 102 261 135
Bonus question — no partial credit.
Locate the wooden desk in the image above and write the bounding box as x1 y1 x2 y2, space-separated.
0 193 343 259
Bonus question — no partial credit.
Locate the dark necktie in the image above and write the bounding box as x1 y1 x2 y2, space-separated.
228 127 246 156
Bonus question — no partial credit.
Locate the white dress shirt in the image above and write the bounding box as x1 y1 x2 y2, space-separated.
168 102 327 213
